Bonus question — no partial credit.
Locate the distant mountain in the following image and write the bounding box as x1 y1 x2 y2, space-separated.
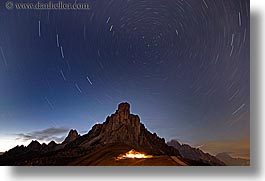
167 139 225 166
62 129 80 144
27 140 42 151
216 152 250 166
0 152 3 155
0 103 213 166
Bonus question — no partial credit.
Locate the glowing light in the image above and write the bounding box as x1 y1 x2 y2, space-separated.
117 149 153 160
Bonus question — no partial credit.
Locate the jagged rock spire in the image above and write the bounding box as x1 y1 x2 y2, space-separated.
116 102 130 120
62 129 80 144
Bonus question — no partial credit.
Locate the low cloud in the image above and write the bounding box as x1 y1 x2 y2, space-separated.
15 127 69 143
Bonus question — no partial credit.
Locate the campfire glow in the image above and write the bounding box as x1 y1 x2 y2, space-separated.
117 149 153 159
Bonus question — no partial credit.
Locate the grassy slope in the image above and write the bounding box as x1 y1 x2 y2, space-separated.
69 143 187 166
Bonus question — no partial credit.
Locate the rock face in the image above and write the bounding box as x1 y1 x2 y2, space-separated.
167 139 225 166
62 129 80 144
95 102 141 146
27 140 42 151
72 102 180 156
216 152 250 166
117 102 130 120
42 141 58 152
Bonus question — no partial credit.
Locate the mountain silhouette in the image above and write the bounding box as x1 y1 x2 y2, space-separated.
62 129 80 145
216 152 250 166
167 139 225 166
0 103 222 166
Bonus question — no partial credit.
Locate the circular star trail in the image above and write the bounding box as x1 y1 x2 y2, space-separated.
0 0 249 156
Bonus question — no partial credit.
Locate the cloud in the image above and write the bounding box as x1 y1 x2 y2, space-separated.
15 127 69 143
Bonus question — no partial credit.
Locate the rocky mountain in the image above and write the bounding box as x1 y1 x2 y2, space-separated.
167 139 225 166
62 129 80 144
67 103 180 156
0 102 214 166
27 140 42 151
216 152 250 166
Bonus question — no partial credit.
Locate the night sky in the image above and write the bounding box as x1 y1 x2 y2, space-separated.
0 0 249 158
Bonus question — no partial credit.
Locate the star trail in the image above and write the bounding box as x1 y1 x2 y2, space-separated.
0 0 249 157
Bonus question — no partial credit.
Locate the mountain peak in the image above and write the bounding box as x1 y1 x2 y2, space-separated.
27 140 41 151
70 102 180 156
48 140 57 146
167 139 225 166
28 140 40 146
116 102 130 120
167 139 182 149
62 129 80 144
